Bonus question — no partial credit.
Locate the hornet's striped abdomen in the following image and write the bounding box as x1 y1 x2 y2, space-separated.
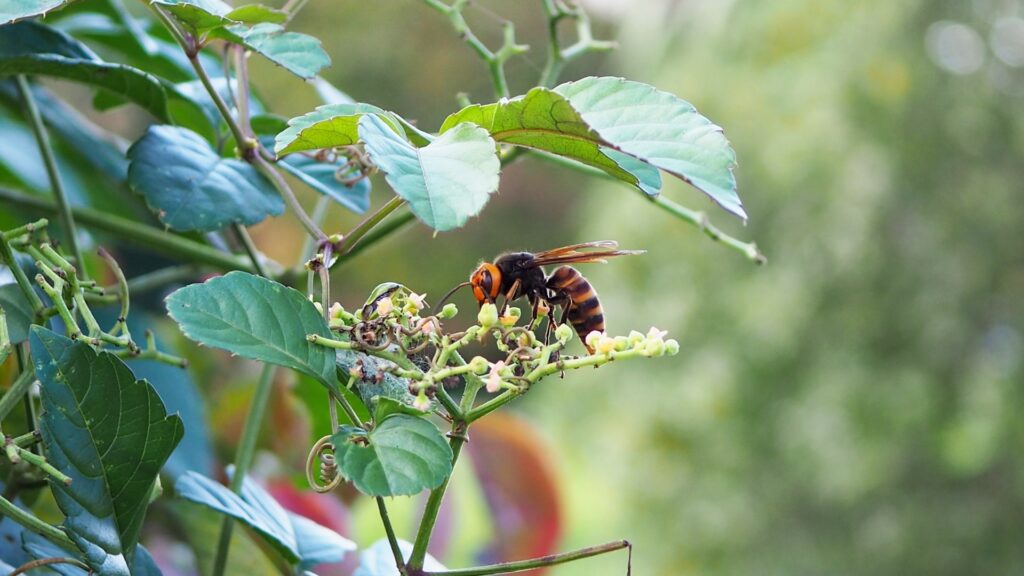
546 266 604 351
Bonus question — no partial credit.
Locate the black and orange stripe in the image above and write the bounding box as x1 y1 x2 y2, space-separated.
546 265 604 351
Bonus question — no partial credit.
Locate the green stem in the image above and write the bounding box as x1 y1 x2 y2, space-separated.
0 494 74 549
376 496 407 576
528 152 765 263
233 224 269 277
212 363 277 576
0 232 45 314
464 388 518 422
423 540 630 576
339 196 406 256
10 558 92 576
335 209 414 267
407 423 467 571
14 76 85 279
0 370 35 421
253 154 326 241
7 445 72 485
0 188 256 273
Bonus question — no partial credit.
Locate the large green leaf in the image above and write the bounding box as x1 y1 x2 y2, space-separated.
214 23 329 79
0 0 70 25
30 327 183 575
554 76 744 220
0 21 171 123
165 271 340 393
359 114 500 232
438 87 651 193
150 0 235 33
175 470 356 568
126 125 283 232
0 283 33 344
274 103 393 156
331 414 453 497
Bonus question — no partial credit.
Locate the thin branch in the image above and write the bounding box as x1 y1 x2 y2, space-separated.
0 494 75 549
253 154 327 241
233 223 270 277
377 497 407 576
423 540 630 576
0 188 258 273
538 0 617 88
212 363 277 576
421 0 527 99
339 196 407 256
14 76 85 278
11 557 92 576
407 422 468 571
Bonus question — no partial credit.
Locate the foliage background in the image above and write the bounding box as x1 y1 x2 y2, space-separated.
3 0 1023 575
247 1 1022 575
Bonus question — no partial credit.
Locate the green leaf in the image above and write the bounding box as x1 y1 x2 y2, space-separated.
0 283 33 344
225 4 287 25
331 414 453 497
354 538 446 576
359 114 500 232
255 127 371 214
213 23 329 79
165 271 340 394
274 103 394 156
175 470 356 568
554 76 744 220
0 21 172 123
126 125 284 232
150 0 235 33
438 87 646 192
30 327 183 575
172 502 281 576
0 0 70 25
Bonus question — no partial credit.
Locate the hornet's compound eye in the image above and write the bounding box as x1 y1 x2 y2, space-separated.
470 263 501 304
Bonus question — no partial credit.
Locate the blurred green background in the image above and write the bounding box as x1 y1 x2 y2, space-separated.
245 0 1024 575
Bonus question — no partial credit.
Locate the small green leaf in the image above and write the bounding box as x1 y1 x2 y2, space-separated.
359 114 500 232
214 23 329 79
151 0 235 33
0 283 33 344
0 21 173 122
30 327 183 575
175 470 356 568
274 103 393 156
0 0 70 25
554 76 744 220
332 414 453 497
126 125 283 232
225 4 287 24
256 128 371 214
165 271 340 394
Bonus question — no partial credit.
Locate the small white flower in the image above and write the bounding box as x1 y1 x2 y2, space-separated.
486 360 507 393
647 326 669 341
376 296 394 316
408 292 428 312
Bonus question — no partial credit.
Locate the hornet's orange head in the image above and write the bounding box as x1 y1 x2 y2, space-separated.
469 262 501 305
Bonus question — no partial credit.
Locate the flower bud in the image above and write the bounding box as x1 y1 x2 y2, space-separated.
313 301 324 315
477 303 499 328
438 303 459 319
535 299 550 318
585 330 603 350
469 355 489 373
628 330 645 346
412 391 431 411
329 302 345 319
499 306 521 327
613 336 630 351
644 338 666 357
665 338 680 356
596 333 617 355
554 323 574 343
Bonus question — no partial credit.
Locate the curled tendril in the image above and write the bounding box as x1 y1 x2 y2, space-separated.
305 435 342 493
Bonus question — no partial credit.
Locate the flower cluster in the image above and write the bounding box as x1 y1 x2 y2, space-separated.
310 283 679 421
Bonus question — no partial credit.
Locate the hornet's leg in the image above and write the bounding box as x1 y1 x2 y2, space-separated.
499 278 522 313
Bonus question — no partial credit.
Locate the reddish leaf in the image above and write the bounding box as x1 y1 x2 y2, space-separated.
467 413 562 575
